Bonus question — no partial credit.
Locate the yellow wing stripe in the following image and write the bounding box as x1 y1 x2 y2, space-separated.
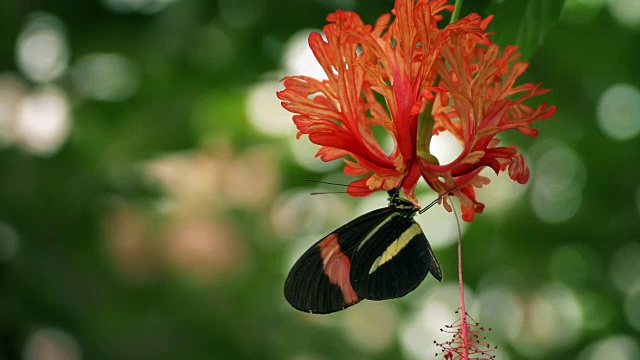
369 223 422 274
357 213 399 251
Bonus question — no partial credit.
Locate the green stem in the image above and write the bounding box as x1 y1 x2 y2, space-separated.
416 99 438 165
417 0 464 164
450 0 464 24
417 0 463 163
450 200 470 359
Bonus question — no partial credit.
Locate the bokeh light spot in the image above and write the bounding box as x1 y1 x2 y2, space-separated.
473 285 523 342
400 283 474 360
0 222 19 262
401 302 456 360
607 0 640 27
72 53 140 101
0 74 27 146
577 335 640 360
288 136 342 172
100 0 175 14
597 83 640 141
342 302 397 353
610 242 640 294
145 148 229 214
163 218 246 283
14 86 71 156
23 327 81 360
189 26 235 72
16 13 68 83
561 0 606 24
530 141 585 223
289 354 326 360
283 233 325 277
636 183 640 218
223 146 279 208
548 244 589 287
103 200 157 282
284 30 327 80
247 80 297 137
513 284 582 357
476 266 528 295
623 286 640 332
579 291 615 331
219 0 265 29
272 190 352 241
531 285 582 347
314 0 356 9
430 130 463 165
413 197 467 250
477 165 529 215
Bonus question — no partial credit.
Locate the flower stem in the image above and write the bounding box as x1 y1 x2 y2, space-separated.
448 6 468 352
451 200 470 359
450 0 464 24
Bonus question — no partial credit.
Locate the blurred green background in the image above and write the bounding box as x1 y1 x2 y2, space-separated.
1 0 640 359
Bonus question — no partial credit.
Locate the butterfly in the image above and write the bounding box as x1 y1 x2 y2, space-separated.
284 189 444 314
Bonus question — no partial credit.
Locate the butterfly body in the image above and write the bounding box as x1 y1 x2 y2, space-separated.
284 192 442 314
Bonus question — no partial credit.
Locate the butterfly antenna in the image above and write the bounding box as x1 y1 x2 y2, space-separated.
310 190 374 195
419 186 457 214
304 179 370 189
305 179 374 196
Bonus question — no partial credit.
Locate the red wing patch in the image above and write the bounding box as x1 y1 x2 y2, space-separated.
318 234 359 305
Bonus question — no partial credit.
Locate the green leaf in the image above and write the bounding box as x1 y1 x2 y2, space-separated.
487 0 567 61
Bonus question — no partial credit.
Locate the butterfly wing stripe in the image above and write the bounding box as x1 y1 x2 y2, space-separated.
318 234 359 305
368 222 422 274
284 207 396 313
284 243 356 313
356 213 400 251
351 218 434 300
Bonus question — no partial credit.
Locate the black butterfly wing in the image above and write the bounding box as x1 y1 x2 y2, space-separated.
349 215 442 301
284 207 397 314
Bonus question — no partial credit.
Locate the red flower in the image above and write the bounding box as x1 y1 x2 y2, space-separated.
277 0 555 221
